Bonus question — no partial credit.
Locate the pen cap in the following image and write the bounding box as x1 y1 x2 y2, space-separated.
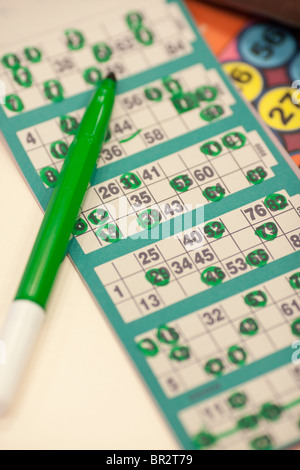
78 77 116 148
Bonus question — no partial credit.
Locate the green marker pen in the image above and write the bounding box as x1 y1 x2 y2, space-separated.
0 73 116 415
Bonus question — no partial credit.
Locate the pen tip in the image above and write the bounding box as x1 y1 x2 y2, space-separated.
106 72 117 82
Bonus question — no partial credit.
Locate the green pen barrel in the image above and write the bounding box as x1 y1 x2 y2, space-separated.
15 77 116 308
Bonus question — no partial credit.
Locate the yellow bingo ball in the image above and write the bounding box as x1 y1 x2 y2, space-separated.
223 61 264 102
258 87 300 132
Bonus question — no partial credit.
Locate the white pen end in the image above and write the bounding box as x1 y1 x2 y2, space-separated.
0 300 45 416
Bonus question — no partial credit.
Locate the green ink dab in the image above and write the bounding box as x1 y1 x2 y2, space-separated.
290 272 300 289
145 267 170 286
137 209 161 229
24 46 42 63
205 358 224 376
200 104 224 122
39 166 59 188
5 94 24 113
44 79 64 102
204 221 225 239
228 392 248 409
92 42 112 62
200 140 222 157
244 290 268 307
144 87 163 102
260 403 282 421
264 193 288 211
134 27 154 46
255 222 278 241
125 11 154 46
238 415 259 430
222 131 246 149
1 53 20 70
240 318 259 336
291 318 300 337
88 208 109 226
247 166 267 185
169 346 190 361
157 325 179 344
126 11 143 31
104 128 111 143
83 67 102 87
119 129 142 143
228 345 247 366
194 432 217 450
13 66 33 87
201 266 225 286
60 115 79 135
96 223 122 243
246 249 269 268
120 172 141 189
65 29 85 51
170 174 193 192
137 338 159 357
50 140 69 159
195 85 217 102
162 76 182 95
251 435 273 450
72 217 88 236
203 183 225 202
171 93 198 114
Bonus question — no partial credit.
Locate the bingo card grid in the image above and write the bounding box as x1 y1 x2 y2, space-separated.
74 126 277 253
134 269 300 398
179 363 300 450
95 191 300 323
0 0 198 116
16 62 236 186
17 124 278 253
